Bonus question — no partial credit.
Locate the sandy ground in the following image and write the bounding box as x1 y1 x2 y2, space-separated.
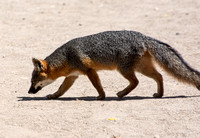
0 0 200 137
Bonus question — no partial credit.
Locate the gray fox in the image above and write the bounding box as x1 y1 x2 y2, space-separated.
28 30 200 100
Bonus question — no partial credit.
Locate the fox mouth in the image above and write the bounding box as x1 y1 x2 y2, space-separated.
28 85 42 94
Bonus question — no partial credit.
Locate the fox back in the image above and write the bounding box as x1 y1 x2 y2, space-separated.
45 31 147 71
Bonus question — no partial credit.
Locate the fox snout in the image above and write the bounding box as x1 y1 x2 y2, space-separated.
28 85 42 94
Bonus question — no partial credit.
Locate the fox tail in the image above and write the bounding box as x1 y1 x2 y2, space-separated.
147 39 200 90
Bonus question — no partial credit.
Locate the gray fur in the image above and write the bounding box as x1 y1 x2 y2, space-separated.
147 38 200 86
46 31 146 70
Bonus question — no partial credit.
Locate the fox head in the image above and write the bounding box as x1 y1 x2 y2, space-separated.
28 58 54 94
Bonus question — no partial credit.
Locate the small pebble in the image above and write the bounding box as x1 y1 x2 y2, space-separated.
164 14 168 17
109 118 116 121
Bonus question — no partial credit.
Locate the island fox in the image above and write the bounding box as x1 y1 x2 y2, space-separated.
28 30 200 100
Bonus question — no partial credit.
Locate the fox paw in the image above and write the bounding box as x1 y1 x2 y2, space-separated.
117 91 125 98
97 95 105 100
153 93 163 98
46 94 58 99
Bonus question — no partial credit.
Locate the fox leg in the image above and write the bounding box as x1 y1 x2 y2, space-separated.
136 52 164 98
117 70 139 98
139 67 164 98
86 69 105 100
46 76 78 99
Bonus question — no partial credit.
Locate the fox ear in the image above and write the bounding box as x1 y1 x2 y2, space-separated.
32 58 46 72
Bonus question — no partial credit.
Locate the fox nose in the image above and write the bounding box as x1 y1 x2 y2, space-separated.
28 85 42 94
197 85 200 91
28 85 36 94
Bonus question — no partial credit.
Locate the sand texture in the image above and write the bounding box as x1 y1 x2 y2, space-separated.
0 0 200 137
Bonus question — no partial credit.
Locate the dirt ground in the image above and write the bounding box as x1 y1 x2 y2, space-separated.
0 0 200 137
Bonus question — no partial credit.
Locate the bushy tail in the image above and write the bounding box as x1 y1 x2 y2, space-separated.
147 39 200 90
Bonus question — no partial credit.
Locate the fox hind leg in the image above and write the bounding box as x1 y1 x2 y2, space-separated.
117 69 139 98
139 68 164 98
136 52 164 98
47 76 78 99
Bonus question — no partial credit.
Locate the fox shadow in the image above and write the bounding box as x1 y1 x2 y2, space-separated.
18 95 200 102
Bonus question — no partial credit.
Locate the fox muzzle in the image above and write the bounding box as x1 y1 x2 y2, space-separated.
28 85 42 94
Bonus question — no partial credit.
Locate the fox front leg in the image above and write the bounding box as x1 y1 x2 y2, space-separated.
86 69 106 100
46 76 78 99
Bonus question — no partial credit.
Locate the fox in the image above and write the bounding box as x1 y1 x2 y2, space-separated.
28 30 200 100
